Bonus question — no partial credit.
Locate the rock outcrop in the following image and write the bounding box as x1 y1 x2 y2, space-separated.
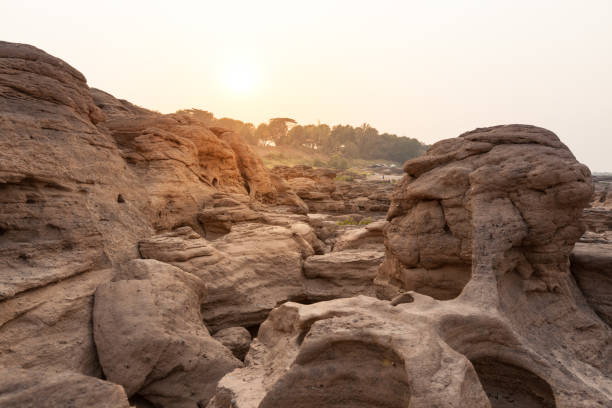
208 125 612 408
0 368 131 408
335 179 392 212
0 41 307 378
272 165 394 214
3 40 611 408
378 124 593 299
138 219 375 332
272 165 345 213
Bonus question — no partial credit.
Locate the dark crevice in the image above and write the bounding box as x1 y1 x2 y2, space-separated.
471 357 556 408
245 324 261 339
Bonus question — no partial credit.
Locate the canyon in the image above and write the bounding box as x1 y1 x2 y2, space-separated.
0 41 610 408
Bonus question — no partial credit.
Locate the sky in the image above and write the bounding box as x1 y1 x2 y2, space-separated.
2 0 611 171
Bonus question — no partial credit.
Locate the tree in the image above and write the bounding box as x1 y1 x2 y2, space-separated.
255 123 272 145
268 118 297 145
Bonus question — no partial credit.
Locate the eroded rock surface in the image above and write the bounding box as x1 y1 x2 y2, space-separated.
571 242 612 326
139 225 311 331
0 368 130 408
0 41 315 383
303 250 383 300
208 125 612 408
2 41 611 408
378 125 593 299
93 259 242 407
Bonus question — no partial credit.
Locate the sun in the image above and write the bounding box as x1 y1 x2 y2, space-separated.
225 66 257 95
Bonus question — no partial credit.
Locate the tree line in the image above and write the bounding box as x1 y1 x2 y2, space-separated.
177 109 428 164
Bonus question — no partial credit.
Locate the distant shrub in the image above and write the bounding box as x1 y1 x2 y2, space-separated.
335 174 354 182
312 158 326 167
328 155 349 170
267 152 287 160
337 217 359 226
358 217 373 225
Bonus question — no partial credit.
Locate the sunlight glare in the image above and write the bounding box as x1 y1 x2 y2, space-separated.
225 66 257 95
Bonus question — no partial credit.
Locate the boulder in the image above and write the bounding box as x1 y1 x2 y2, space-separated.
333 220 387 251
303 250 384 300
139 225 311 331
0 268 113 376
93 259 241 408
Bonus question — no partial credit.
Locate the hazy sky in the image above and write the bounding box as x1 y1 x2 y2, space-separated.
2 1 611 171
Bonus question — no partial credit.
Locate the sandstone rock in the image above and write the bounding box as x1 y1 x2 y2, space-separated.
271 165 394 214
0 41 152 300
582 208 612 234
335 179 393 212
273 166 346 213
209 282 611 407
139 225 311 331
591 175 612 209
0 268 113 376
571 242 612 326
332 220 387 251
213 327 252 360
306 215 341 244
0 41 306 380
379 125 593 299
303 250 384 300
268 173 309 214
140 223 374 331
93 259 241 407
206 297 490 408
209 126 612 408
0 368 130 408
198 193 265 236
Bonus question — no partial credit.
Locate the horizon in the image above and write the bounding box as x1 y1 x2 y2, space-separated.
2 0 611 171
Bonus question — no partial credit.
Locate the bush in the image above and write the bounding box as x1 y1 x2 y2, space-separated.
358 217 373 225
335 175 354 182
328 155 349 170
337 217 359 226
312 158 326 167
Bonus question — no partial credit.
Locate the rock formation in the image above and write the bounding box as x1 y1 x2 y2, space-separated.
1 41 371 406
2 40 610 408
272 165 395 214
207 125 612 407
93 259 242 407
